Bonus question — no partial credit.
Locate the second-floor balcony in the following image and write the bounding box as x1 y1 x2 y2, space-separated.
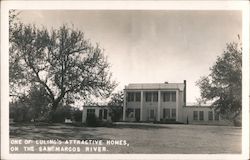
126 91 177 103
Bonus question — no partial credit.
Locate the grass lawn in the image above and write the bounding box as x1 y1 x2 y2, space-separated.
9 122 241 154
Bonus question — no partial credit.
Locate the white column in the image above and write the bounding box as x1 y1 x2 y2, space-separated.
123 90 126 121
140 91 143 121
176 90 179 121
157 90 161 121
82 107 85 123
213 110 215 120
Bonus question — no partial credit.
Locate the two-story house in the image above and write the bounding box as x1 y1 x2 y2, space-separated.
123 81 186 122
123 80 225 124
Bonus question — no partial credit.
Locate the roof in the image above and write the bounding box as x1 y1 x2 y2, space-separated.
185 102 213 108
185 105 212 108
186 102 213 106
83 105 110 108
125 83 185 91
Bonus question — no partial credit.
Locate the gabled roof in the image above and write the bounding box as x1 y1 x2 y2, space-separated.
125 83 185 91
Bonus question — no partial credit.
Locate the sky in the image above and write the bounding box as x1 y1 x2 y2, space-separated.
18 10 242 103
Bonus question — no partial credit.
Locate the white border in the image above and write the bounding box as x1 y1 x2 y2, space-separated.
1 1 249 160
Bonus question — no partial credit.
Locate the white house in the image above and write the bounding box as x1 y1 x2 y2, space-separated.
123 81 225 124
82 106 112 123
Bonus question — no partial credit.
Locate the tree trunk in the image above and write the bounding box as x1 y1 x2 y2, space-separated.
48 93 65 122
48 101 59 122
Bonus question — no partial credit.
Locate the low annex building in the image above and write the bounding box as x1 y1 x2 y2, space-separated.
183 104 223 125
82 106 111 123
123 81 223 124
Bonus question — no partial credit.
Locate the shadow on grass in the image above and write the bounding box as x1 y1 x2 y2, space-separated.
10 128 100 140
108 123 172 130
10 122 172 141
10 123 102 140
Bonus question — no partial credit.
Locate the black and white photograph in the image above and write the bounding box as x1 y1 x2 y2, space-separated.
1 1 249 160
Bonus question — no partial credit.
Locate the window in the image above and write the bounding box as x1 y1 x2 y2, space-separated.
126 108 134 118
199 111 204 121
171 92 176 102
163 108 170 118
127 92 134 102
145 92 152 102
135 92 141 102
150 109 154 119
103 109 108 119
99 109 103 119
87 109 95 117
215 112 219 121
87 109 95 114
208 111 213 120
193 111 198 120
171 109 176 118
163 92 171 102
152 92 158 102
128 92 140 102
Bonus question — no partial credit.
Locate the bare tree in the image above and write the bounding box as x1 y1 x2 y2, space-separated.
10 22 117 117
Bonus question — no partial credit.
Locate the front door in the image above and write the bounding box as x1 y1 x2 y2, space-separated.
135 109 140 122
149 109 155 121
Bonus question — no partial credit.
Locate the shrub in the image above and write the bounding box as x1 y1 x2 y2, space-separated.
233 119 242 127
72 108 82 122
9 101 33 122
9 85 50 122
110 106 123 122
50 105 72 123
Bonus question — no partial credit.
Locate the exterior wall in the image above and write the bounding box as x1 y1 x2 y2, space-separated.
125 90 141 122
82 107 88 123
182 107 231 125
82 107 111 123
123 89 228 125
144 101 158 121
127 102 141 108
125 89 184 122
123 82 229 125
178 91 184 122
160 101 177 121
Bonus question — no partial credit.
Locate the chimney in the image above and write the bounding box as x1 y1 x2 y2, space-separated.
184 80 186 107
